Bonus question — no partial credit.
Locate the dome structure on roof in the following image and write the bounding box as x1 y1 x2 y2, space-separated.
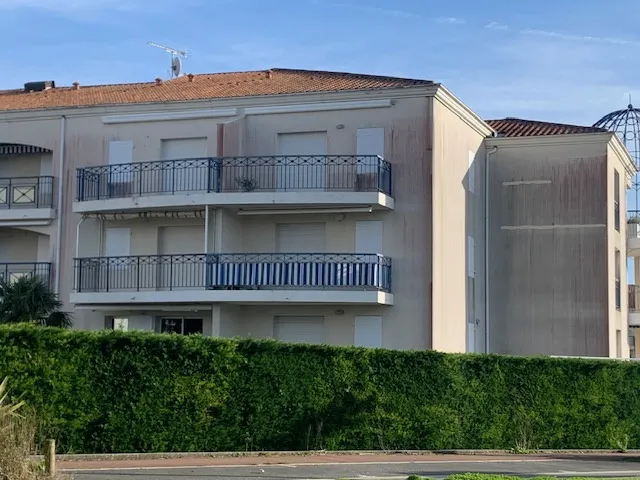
594 103 640 167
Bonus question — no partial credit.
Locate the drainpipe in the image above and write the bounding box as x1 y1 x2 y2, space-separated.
75 217 85 258
53 116 66 295
484 145 498 354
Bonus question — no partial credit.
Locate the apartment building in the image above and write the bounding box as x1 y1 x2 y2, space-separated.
0 69 634 356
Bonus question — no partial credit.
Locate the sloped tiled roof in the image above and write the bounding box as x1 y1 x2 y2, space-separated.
486 117 608 137
0 68 434 112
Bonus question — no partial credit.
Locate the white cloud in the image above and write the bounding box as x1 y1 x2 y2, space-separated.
485 21 509 30
316 2 420 19
0 0 134 10
521 28 640 46
436 17 465 24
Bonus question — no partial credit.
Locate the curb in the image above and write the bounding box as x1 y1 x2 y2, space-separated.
35 449 640 463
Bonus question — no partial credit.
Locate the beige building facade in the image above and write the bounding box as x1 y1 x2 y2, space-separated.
0 70 633 356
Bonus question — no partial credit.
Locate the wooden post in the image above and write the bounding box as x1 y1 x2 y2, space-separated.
44 439 56 476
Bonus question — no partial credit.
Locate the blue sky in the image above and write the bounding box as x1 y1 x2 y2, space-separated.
1 0 639 125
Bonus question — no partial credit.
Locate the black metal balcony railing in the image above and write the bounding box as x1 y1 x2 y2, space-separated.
0 262 51 287
76 158 220 202
75 155 392 201
630 285 640 312
0 176 54 209
74 253 392 293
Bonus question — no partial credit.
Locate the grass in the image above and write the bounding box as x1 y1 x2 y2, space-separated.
0 377 67 480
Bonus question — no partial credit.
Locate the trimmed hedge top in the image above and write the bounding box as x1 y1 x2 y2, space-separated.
0 325 638 454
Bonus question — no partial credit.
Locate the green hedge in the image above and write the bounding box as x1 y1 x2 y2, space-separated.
0 324 639 453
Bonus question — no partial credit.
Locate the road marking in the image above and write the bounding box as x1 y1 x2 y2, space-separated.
546 470 640 476
61 458 558 472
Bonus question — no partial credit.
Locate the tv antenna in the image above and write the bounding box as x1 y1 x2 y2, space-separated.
148 42 190 78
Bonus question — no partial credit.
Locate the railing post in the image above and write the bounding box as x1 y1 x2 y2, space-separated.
77 170 83 201
136 256 141 292
169 256 174 291
76 259 82 293
105 259 110 293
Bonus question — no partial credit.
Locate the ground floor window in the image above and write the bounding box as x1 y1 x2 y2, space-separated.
106 317 129 331
157 317 203 335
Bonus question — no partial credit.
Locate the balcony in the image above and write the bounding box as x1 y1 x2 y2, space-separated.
73 156 393 213
630 285 640 327
0 262 51 288
0 176 55 224
70 253 393 306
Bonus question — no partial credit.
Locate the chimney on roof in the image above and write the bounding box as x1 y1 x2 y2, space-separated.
187 73 194 82
72 82 80 90
155 77 163 86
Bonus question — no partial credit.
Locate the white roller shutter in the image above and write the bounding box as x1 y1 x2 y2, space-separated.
275 316 325 344
276 223 326 253
354 315 383 348
104 228 130 257
160 138 208 193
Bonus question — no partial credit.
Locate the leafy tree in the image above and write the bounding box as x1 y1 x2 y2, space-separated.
0 276 72 328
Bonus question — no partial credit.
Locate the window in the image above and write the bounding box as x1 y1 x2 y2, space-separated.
158 317 203 335
106 317 128 331
614 170 620 231
615 249 621 310
616 329 622 358
629 335 636 359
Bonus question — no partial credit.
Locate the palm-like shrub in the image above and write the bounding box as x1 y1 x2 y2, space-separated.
0 276 72 328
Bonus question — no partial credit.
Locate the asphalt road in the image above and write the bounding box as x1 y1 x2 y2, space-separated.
64 455 640 480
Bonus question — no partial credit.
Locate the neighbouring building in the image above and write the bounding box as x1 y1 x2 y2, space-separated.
0 69 634 356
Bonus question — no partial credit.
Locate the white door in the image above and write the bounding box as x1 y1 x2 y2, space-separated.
356 128 384 176
158 226 205 290
108 141 134 194
355 221 383 254
277 132 327 191
274 316 325 344
354 315 383 348
161 138 208 194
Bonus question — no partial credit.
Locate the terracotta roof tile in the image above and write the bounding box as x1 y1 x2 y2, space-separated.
0 68 434 113
486 117 608 137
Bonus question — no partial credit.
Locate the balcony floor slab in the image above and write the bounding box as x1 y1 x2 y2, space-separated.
70 289 393 306
0 208 55 225
73 192 393 214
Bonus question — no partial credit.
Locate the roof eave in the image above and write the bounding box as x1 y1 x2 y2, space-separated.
433 85 495 138
0 84 440 121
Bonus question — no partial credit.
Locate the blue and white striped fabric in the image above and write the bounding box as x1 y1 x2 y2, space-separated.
207 260 390 290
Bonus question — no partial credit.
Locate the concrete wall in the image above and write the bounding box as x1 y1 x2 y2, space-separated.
487 136 611 357
0 228 49 263
608 141 631 358
0 153 52 178
430 97 486 353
